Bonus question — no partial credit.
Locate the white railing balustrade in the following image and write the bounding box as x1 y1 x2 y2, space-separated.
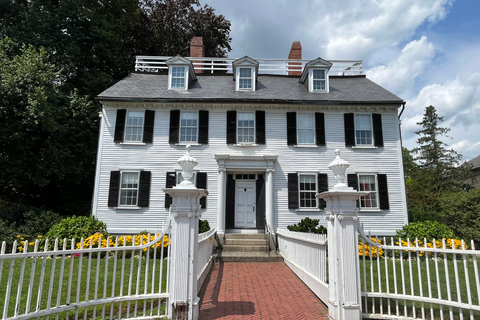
277 229 329 302
135 56 363 76
197 228 216 292
359 226 480 320
0 227 171 320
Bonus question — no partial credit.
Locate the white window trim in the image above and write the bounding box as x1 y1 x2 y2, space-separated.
236 67 256 91
296 113 316 145
354 113 374 146
168 66 188 90
124 110 145 143
357 173 379 210
236 111 256 144
298 173 318 209
120 142 147 146
118 170 141 208
179 111 199 143
308 68 329 93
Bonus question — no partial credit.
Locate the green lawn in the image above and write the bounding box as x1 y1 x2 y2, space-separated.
360 255 480 320
0 250 168 320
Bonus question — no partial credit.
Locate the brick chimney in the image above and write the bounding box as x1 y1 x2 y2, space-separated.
288 41 302 76
190 37 204 74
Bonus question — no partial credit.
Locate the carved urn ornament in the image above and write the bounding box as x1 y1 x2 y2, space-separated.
328 149 352 191
176 145 198 188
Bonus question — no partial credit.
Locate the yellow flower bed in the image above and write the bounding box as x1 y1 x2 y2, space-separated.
76 233 170 252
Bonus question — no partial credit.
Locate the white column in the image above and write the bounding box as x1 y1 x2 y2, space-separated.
265 168 275 231
216 167 226 234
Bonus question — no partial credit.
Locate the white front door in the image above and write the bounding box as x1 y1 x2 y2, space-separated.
235 181 256 228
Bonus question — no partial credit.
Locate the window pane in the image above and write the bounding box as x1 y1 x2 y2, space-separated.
180 111 198 142
313 69 325 80
119 172 139 206
239 79 252 89
239 68 251 77
237 112 255 143
355 114 373 145
171 78 185 88
125 111 144 142
297 114 315 144
299 175 317 208
358 175 378 208
313 80 326 91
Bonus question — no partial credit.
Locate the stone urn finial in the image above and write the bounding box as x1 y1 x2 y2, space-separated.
328 149 351 190
177 145 198 187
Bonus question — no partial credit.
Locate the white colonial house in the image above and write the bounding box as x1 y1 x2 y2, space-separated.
92 39 408 236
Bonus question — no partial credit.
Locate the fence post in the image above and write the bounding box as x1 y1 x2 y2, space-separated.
163 145 208 320
317 149 368 320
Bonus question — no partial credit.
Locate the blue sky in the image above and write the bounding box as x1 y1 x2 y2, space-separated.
203 0 480 161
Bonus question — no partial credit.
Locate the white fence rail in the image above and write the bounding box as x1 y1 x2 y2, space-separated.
135 56 364 76
197 228 216 292
358 226 480 320
0 227 171 320
277 229 329 303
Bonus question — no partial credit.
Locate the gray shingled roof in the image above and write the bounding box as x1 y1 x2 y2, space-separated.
98 73 404 105
467 154 480 169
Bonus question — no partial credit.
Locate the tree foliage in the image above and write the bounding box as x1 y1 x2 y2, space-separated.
287 217 327 234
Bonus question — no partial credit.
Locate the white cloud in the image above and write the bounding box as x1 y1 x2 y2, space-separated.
366 36 435 96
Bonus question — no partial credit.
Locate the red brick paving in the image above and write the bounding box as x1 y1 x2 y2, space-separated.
198 262 329 319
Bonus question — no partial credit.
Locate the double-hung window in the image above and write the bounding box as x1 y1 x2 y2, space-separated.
358 174 378 208
237 112 255 143
170 66 187 89
299 174 317 208
238 67 253 90
119 171 140 206
297 113 315 144
355 114 373 145
179 111 198 143
124 111 145 142
312 69 327 91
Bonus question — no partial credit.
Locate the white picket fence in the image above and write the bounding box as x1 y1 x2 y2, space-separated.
358 227 480 320
197 228 216 293
277 229 329 303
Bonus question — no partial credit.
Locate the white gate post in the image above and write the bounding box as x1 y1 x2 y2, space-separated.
163 146 208 320
317 150 368 320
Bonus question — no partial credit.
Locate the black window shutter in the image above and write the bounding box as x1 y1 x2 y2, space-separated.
114 109 126 142
347 174 358 190
344 113 355 147
288 173 299 209
347 174 359 207
164 172 176 208
143 110 155 143
372 113 384 147
138 171 151 207
169 110 180 144
226 111 236 144
315 112 326 146
198 110 209 144
256 174 265 229
317 173 328 209
255 110 266 144
378 174 389 210
286 112 297 146
225 174 235 229
108 171 121 207
196 172 207 209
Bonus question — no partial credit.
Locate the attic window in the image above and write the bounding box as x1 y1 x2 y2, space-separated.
310 68 328 92
236 67 255 91
169 66 187 89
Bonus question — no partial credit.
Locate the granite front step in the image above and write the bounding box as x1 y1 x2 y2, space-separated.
224 239 267 246
213 251 284 263
222 245 267 252
223 233 267 240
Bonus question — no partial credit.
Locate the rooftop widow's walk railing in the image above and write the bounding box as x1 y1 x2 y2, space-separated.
135 56 364 76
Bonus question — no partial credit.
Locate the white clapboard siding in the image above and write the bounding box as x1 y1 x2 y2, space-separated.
94 104 407 235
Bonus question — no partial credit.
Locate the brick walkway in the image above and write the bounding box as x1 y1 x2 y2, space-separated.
198 262 329 319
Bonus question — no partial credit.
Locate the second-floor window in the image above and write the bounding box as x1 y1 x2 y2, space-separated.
124 111 144 142
344 113 383 148
297 113 315 144
286 112 325 146
237 112 255 143
180 111 198 142
355 114 373 145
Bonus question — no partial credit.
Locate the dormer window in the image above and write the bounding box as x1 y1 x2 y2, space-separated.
233 56 259 91
300 57 332 93
170 66 187 89
166 55 196 90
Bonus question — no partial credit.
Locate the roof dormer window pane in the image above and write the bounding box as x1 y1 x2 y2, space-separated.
312 69 326 91
171 66 186 89
239 67 252 89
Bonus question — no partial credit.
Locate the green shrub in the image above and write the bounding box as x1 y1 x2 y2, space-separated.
287 217 327 234
199 219 210 234
44 215 108 248
396 220 455 242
